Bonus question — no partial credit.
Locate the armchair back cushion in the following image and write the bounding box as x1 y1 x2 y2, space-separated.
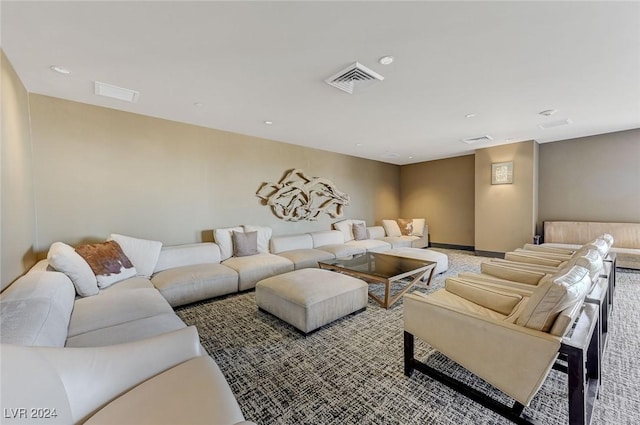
445 279 524 316
517 265 591 335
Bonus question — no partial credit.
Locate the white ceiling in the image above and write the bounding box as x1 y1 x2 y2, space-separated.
2 1 639 165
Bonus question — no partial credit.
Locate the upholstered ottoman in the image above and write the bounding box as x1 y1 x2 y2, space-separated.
385 248 449 275
255 268 368 334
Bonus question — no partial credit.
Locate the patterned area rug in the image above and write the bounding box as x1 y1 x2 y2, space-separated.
176 249 640 424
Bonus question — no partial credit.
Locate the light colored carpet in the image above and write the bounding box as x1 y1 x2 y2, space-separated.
176 249 640 424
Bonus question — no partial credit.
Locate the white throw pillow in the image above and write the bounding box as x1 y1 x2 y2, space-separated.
243 225 273 254
382 220 402 237
411 218 426 237
213 227 243 260
333 220 354 242
47 242 99 297
109 234 162 278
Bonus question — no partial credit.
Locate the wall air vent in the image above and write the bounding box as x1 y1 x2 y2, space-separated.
537 118 572 129
325 62 384 94
462 135 493 144
94 81 140 103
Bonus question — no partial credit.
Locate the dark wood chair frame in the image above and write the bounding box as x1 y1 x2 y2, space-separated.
404 303 600 425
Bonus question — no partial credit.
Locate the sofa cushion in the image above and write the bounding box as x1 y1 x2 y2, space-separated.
378 236 415 249
345 239 391 253
243 224 272 254
213 227 244 261
154 243 221 273
109 234 162 279
65 313 187 347
315 244 366 258
47 242 99 297
223 253 294 291
382 220 402 237
517 265 592 333
233 231 259 257
151 263 239 307
276 249 335 270
75 241 137 289
83 356 246 425
270 233 313 254
99 277 155 292
68 288 174 338
367 226 386 239
310 230 346 247
397 218 413 236
0 271 75 347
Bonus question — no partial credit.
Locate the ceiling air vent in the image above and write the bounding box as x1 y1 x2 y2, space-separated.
537 119 572 129
94 81 140 103
325 62 384 94
462 135 493 145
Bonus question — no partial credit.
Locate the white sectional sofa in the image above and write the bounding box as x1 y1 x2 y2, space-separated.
1 218 432 423
0 249 253 424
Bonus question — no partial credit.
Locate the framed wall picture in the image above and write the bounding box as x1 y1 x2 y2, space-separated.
491 161 513 185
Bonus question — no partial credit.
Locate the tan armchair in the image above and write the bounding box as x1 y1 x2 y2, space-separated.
404 265 599 424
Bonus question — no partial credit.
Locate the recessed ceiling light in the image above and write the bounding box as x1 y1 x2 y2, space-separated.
50 65 71 75
408 156 414 159
193 102 204 107
264 121 273 125
465 113 476 118
539 109 558 116
378 56 394 65
355 143 363 147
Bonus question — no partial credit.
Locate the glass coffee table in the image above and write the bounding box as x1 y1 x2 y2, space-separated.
318 252 436 309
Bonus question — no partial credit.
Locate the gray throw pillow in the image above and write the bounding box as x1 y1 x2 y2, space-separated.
232 231 259 257
352 222 368 240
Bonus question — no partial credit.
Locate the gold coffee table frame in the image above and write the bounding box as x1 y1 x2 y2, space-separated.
318 252 436 309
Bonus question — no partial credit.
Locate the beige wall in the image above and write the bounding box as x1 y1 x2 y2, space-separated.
539 129 640 230
1 50 37 290
475 140 538 253
400 155 475 247
28 94 400 253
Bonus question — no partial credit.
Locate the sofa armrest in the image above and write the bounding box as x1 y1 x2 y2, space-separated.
1 326 204 424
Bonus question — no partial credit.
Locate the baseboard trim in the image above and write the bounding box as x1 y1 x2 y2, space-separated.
429 243 475 251
474 250 505 258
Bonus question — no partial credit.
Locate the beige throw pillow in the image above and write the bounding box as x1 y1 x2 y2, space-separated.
352 222 368 240
232 231 259 257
